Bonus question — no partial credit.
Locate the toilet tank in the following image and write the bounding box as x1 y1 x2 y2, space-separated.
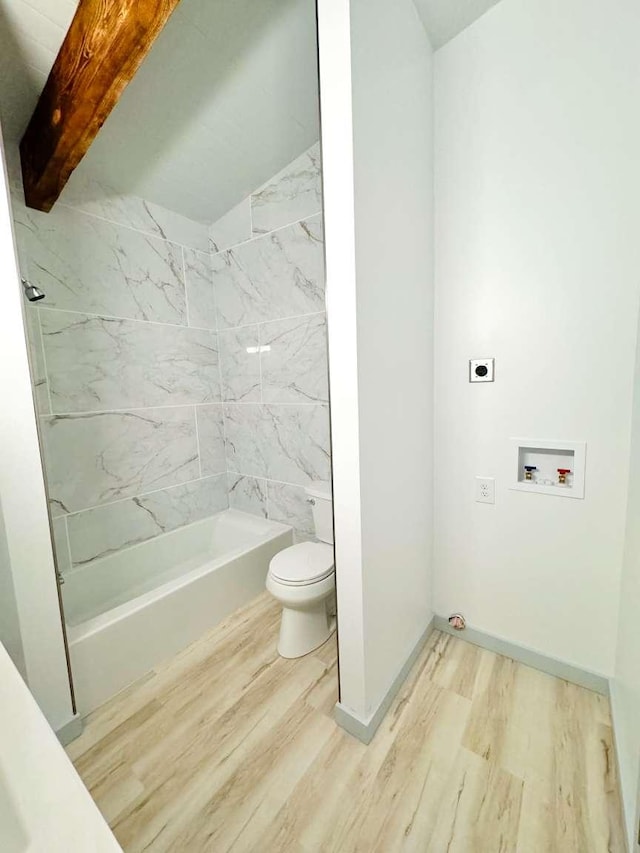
305 481 333 544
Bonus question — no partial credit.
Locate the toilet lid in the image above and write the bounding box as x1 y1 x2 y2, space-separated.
270 542 334 586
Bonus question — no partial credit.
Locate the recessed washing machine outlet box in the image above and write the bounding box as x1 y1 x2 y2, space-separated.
469 358 495 383
510 439 586 499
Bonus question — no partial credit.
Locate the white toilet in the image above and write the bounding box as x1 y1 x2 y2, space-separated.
266 480 336 658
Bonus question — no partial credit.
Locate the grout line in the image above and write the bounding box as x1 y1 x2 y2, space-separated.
182 246 191 328
193 405 203 479
42 401 327 418
265 477 271 522
258 321 264 406
55 471 228 521
227 471 318 491
216 323 230 507
209 250 221 337
63 515 74 574
210 210 322 257
53 200 210 254
36 304 217 334
217 310 326 334
221 401 328 408
35 306 55 414
35 303 325 335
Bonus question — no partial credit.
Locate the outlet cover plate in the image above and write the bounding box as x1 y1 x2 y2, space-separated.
469 358 495 383
476 477 495 504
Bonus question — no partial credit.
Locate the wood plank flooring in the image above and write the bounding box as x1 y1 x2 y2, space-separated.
68 593 626 852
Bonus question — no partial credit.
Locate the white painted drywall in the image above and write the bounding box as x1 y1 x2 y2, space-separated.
351 0 434 714
0 496 26 677
612 301 640 847
318 0 434 720
316 0 366 716
0 131 74 730
434 0 640 675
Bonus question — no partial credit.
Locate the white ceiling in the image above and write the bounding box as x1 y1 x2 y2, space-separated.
0 0 77 140
0 0 321 223
0 0 502 223
413 0 502 48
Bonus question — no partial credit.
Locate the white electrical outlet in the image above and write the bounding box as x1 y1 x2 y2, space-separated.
476 477 495 504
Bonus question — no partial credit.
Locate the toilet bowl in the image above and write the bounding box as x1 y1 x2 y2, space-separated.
266 481 336 658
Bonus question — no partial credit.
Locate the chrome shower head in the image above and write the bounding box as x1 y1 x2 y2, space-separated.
21 279 45 302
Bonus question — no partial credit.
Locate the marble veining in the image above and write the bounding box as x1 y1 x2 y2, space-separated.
219 326 261 402
66 475 228 567
209 198 252 254
11 141 332 572
41 310 220 412
251 143 322 235
224 403 330 486
196 405 227 477
266 481 314 536
184 248 217 330
223 404 269 480
15 204 187 325
260 313 328 403
227 474 268 518
212 216 325 329
59 172 210 252
263 404 331 485
42 408 199 515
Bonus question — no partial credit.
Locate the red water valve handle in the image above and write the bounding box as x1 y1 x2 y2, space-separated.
557 469 571 474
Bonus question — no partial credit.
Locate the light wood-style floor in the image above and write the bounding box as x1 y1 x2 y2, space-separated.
68 592 626 852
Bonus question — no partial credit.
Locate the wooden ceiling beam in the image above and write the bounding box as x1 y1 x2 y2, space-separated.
19 0 182 213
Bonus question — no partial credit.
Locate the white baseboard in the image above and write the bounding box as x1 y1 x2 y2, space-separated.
434 616 609 696
334 616 434 744
55 713 83 746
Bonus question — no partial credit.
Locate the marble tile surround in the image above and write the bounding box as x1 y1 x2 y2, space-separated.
9 173 228 577
15 204 189 325
42 407 200 516
196 405 227 477
223 404 330 486
261 314 328 404
12 140 328 575
66 475 228 569
212 216 325 329
59 171 210 252
40 310 221 413
251 143 322 235
208 143 329 537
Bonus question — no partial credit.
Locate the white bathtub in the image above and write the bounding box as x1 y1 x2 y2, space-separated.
64 509 292 716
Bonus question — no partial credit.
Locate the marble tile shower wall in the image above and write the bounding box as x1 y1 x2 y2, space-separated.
8 140 328 583
209 143 331 538
9 163 228 576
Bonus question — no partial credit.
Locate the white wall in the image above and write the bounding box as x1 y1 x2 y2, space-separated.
0 133 75 730
317 0 366 715
434 0 640 675
0 497 26 677
612 300 640 847
318 0 434 721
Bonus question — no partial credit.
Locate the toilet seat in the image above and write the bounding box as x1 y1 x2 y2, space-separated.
269 542 334 586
